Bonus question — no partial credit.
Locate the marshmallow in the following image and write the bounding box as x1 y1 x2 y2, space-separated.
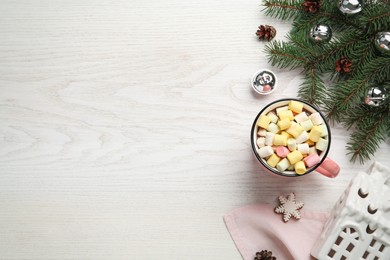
306 139 315 146
267 122 280 134
287 138 297 152
316 138 328 151
287 164 295 171
319 124 328 137
258 146 274 158
273 134 287 146
278 110 294 121
309 125 322 142
257 128 267 137
277 118 292 131
300 119 314 131
256 137 266 148
287 150 303 165
294 161 307 175
276 158 291 172
267 154 281 167
304 153 321 168
295 130 309 144
276 106 289 115
294 112 309 123
298 143 310 154
257 115 271 129
267 112 278 124
309 112 324 125
281 131 292 139
288 100 304 113
275 146 290 158
265 132 275 146
286 122 305 138
308 146 317 155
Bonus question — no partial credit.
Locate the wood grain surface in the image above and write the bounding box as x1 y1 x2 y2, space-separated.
1 0 389 259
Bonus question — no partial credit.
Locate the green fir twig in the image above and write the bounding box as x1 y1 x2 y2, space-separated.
262 0 390 163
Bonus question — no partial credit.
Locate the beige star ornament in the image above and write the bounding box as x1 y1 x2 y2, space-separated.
274 192 304 222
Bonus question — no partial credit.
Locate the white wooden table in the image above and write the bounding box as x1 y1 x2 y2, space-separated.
1 1 389 259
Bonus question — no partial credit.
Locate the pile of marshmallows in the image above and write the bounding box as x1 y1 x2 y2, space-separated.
256 100 328 175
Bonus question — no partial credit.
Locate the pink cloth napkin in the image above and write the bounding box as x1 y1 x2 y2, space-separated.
224 204 330 260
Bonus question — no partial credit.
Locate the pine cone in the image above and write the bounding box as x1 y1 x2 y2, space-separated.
302 0 321 13
254 250 277 260
256 25 276 41
335 57 352 73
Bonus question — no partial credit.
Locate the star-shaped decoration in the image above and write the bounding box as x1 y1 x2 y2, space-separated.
274 192 304 222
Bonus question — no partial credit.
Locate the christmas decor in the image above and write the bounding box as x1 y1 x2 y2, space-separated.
254 250 277 260
262 0 390 162
256 25 277 41
335 57 352 73
309 24 332 42
252 69 277 94
364 86 388 107
302 0 321 14
374 32 390 56
274 192 304 222
311 162 390 259
338 0 363 14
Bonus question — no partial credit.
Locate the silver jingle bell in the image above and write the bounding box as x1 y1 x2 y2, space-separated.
309 24 332 42
374 32 390 56
364 86 388 107
338 0 363 14
251 69 277 95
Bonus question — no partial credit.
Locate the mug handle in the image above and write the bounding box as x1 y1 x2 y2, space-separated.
315 158 340 178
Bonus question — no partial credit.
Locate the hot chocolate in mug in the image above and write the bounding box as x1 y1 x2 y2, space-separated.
251 98 340 178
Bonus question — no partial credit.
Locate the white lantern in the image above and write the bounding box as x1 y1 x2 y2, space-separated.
311 162 390 259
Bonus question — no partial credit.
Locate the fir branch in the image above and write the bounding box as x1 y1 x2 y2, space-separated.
326 57 390 121
312 29 366 72
287 31 320 57
360 57 390 84
292 15 322 33
263 0 303 20
342 106 367 130
359 4 390 34
291 11 344 33
265 40 309 69
347 122 386 163
298 67 326 106
260 0 390 162
351 38 377 78
343 103 389 130
346 105 390 163
367 11 390 22
291 6 364 33
325 79 367 122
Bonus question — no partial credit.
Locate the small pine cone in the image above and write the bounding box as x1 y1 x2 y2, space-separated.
335 57 352 73
256 25 276 41
302 0 321 13
254 250 277 260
